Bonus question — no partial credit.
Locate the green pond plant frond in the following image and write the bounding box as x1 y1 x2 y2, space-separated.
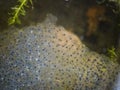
8 0 33 25
107 46 118 62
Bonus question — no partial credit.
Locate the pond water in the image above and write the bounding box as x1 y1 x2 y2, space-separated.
0 0 119 55
0 0 120 90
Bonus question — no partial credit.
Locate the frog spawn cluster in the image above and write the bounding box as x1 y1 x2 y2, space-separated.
0 14 119 90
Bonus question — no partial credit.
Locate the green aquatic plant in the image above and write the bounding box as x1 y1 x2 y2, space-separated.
8 0 33 25
107 46 117 62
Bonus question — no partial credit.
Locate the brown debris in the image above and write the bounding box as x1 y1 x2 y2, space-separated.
86 6 107 36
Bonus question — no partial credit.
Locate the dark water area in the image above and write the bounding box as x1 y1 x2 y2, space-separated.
0 0 120 59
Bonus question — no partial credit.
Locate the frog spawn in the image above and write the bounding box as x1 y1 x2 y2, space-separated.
0 14 119 90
